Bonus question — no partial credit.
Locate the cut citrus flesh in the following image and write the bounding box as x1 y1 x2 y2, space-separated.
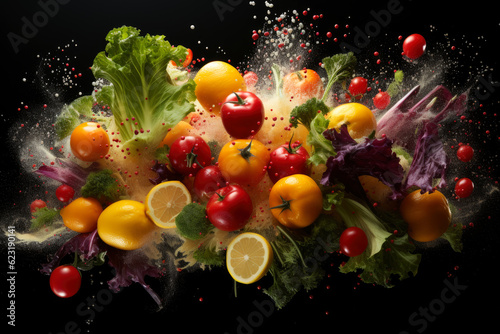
145 181 192 228
226 232 273 284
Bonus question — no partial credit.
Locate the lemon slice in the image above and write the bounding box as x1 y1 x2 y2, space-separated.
226 232 273 284
145 181 191 228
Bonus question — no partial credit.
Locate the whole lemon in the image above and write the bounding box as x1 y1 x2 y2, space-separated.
97 200 157 250
194 61 246 114
326 102 377 139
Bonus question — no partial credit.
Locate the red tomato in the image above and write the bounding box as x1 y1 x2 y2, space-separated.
455 178 474 198
56 184 75 202
457 144 474 162
221 92 265 139
193 165 227 200
348 77 368 98
339 227 368 257
50 265 81 298
169 135 212 176
403 34 426 59
373 91 391 110
30 199 47 213
206 184 253 232
267 139 310 183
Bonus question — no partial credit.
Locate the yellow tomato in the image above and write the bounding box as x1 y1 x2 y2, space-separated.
269 174 323 229
70 122 110 162
217 139 270 186
326 102 377 139
194 61 246 114
97 200 157 250
60 197 103 233
159 121 194 148
400 189 451 242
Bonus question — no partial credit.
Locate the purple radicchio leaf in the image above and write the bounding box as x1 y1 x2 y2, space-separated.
41 229 101 274
35 158 99 190
106 247 163 309
376 85 468 151
403 121 449 193
320 124 405 201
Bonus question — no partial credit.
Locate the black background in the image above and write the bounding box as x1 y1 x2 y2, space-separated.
2 1 500 333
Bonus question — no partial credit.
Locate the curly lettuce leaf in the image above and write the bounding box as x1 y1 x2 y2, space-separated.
92 26 196 153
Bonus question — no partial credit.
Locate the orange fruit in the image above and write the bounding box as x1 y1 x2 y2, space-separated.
326 102 377 139
144 181 192 228
226 232 273 284
70 122 110 162
400 189 451 242
97 200 157 250
60 197 103 233
159 121 194 148
194 61 246 114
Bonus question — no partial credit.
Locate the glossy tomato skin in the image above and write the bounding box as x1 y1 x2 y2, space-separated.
50 265 81 298
206 185 253 231
56 184 75 202
169 135 212 176
193 165 227 200
217 139 270 186
456 144 474 162
339 227 368 257
70 122 110 162
373 91 391 110
268 140 310 183
403 34 426 59
455 178 474 198
221 91 265 139
348 77 368 98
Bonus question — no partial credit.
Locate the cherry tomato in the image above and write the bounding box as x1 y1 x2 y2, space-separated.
30 199 47 213
455 178 474 198
339 227 368 257
282 69 324 104
348 76 368 98
56 184 75 202
206 184 253 231
221 91 265 139
403 34 426 59
70 122 110 162
169 135 212 176
217 139 270 186
373 91 391 110
268 138 310 183
457 144 474 162
193 165 227 200
50 265 81 298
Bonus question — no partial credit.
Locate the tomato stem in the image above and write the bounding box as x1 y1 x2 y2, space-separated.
186 146 205 169
285 133 302 154
295 70 304 81
269 195 292 214
238 140 255 161
223 92 246 105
